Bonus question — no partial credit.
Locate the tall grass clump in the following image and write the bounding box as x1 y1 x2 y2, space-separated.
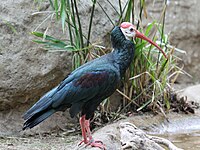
31 0 185 122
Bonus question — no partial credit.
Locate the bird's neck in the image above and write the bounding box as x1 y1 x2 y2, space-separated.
113 41 134 76
111 26 135 76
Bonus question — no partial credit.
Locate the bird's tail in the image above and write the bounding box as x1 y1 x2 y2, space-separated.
22 87 59 130
22 109 55 130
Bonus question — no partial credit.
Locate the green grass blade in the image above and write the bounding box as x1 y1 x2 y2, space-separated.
32 32 65 44
137 99 151 111
97 2 115 26
87 0 97 46
61 0 66 32
73 0 84 48
48 0 54 9
66 0 73 45
124 0 132 22
54 0 59 20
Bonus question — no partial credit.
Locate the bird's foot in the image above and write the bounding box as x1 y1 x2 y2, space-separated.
86 140 105 150
78 139 88 146
79 139 106 150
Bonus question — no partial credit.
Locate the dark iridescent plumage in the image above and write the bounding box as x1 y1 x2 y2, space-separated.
22 26 134 130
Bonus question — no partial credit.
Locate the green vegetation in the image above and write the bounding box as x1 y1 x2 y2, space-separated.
32 0 185 121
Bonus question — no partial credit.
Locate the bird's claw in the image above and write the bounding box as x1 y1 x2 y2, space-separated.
78 139 106 150
86 141 106 150
78 140 85 146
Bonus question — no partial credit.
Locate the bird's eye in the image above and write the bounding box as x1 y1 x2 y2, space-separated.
130 28 134 32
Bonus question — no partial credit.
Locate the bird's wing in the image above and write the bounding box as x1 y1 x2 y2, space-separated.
52 69 119 108
54 69 120 118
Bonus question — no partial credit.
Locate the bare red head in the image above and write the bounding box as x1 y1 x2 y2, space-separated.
120 22 167 59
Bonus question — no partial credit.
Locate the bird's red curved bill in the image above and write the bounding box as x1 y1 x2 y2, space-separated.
135 30 168 59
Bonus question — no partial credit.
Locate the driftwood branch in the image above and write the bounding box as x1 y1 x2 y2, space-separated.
120 122 183 150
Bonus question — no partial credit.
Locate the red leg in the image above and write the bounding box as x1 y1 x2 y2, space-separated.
78 116 106 149
79 115 88 145
84 119 106 149
84 120 92 141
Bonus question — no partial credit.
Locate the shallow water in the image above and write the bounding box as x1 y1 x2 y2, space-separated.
149 116 200 150
160 131 200 150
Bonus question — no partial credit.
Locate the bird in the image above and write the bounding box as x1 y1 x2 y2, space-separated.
22 22 167 149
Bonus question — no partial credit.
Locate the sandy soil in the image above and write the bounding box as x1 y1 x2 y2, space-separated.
0 133 81 150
